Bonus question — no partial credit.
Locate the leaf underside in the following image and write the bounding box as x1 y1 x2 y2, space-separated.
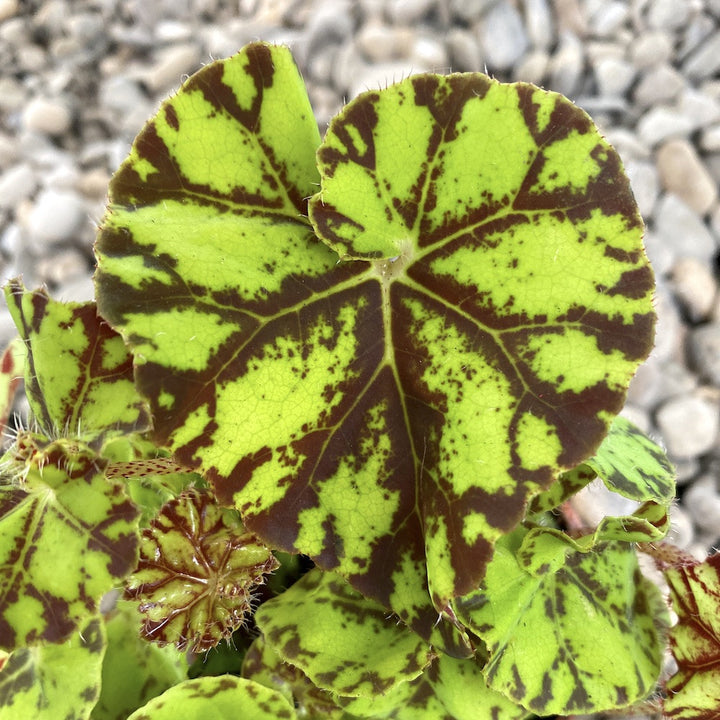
664 553 720 720
94 42 655 646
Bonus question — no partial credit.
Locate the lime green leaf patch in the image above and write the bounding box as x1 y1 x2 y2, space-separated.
0 442 139 651
664 552 720 719
4 280 148 441
255 568 435 698
454 528 667 715
94 43 655 644
126 676 297 720
584 415 675 502
125 488 278 652
92 601 186 720
0 337 24 432
0 617 105 720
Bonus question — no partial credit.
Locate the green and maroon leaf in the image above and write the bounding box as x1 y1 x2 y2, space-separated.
92 601 186 720
664 552 720 720
454 527 667 715
0 616 105 720
254 568 435 698
0 441 139 651
4 280 148 442
243 635 351 719
125 676 297 720
583 415 675 502
340 654 530 720
94 45 654 648
125 488 278 652
528 464 596 514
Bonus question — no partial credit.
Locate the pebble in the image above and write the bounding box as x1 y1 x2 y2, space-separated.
21 96 72 136
590 1 629 36
627 357 698 408
636 106 695 146
514 50 550 86
445 28 483 72
24 188 86 249
141 44 202 92
656 392 720 459
593 57 635 97
479 1 528 72
683 32 720 81
656 138 719 215
633 64 685 108
669 257 718 323
0 163 36 211
646 0 692 30
701 124 720 152
668 505 694 547
630 30 674 68
355 22 414 62
548 31 584 97
683 475 720 533
650 287 685 363
524 0 554 49
388 0 436 24
0 0 18 21
688 324 720 386
654 194 717 266
623 159 659 219
449 0 492 23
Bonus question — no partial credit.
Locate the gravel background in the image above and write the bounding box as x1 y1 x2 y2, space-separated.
1 0 719 707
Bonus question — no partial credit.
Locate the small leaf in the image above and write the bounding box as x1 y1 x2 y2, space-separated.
0 616 105 720
91 601 186 720
243 635 349 719
528 464 596 514
255 568 435 698
584 415 675 502
125 488 278 652
454 527 667 715
0 441 139 651
664 553 720 720
126 676 297 720
4 280 148 441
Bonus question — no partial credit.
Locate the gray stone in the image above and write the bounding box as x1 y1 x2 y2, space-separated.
355 22 414 62
548 31 584 97
646 0 692 30
514 50 550 85
0 163 36 211
479 1 528 71
306 0 354 52
656 138 718 215
590 1 629 36
142 44 202 92
0 0 18 21
683 32 720 82
651 286 685 363
630 30 674 68
624 159 659 219
677 11 716 62
388 0 436 24
656 392 720 459
633 64 685 107
627 357 698 409
593 57 635 97
688 324 720 386
654 194 716 266
25 188 86 248
684 475 720 532
445 29 483 72
449 0 494 23
669 505 694 547
350 62 421 101
553 0 586 35
636 106 695 146
669 257 718 323
701 124 720 152
21 96 72 136
677 88 720 130
411 35 448 69
524 0 554 49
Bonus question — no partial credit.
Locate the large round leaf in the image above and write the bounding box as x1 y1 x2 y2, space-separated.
95 43 654 648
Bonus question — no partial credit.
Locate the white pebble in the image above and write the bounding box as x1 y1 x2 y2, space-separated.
683 32 720 81
142 44 202 92
630 30 674 68
654 193 716 265
387 0 436 24
646 0 692 30
633 64 685 107
700 124 720 152
594 57 635 97
21 97 72 136
669 257 718 323
479 0 528 71
656 393 720 460
623 159 659 219
656 138 718 215
636 106 695 146
0 163 36 210
525 0 554 49
445 29 482 72
0 0 18 21
684 475 720 533
25 188 86 248
548 31 584 97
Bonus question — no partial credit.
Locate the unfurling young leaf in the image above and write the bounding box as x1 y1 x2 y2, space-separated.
125 488 278 652
94 41 655 650
663 552 720 720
